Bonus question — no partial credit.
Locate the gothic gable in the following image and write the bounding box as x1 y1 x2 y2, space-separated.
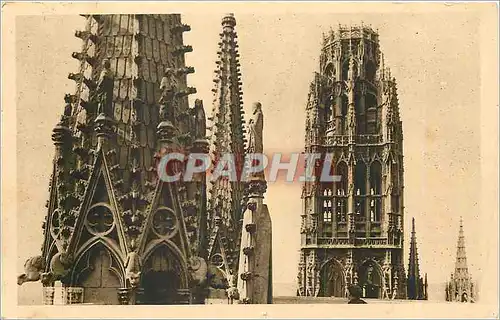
69 150 127 261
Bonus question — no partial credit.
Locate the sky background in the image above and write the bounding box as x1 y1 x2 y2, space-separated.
15 9 491 303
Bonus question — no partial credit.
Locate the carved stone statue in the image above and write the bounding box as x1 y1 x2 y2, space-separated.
159 68 178 122
247 102 263 154
63 94 73 118
358 40 365 61
18 255 45 285
49 251 73 281
347 56 356 82
334 42 341 62
226 273 240 303
366 266 373 284
96 59 114 116
125 241 142 288
192 99 206 139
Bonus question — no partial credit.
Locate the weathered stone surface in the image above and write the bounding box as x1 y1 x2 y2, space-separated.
22 14 207 306
298 25 407 300
206 13 247 295
252 203 272 304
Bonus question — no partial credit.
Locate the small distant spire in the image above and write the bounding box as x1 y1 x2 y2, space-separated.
408 217 425 299
446 218 476 302
454 217 469 277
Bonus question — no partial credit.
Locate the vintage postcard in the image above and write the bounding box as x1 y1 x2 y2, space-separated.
1 1 499 319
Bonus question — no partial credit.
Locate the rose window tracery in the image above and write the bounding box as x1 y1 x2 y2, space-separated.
86 205 114 235
152 208 177 237
210 253 224 268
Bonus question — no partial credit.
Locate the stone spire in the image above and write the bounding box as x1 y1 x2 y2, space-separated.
408 218 420 279
407 217 427 299
208 13 246 215
209 13 245 161
206 13 247 301
454 217 470 279
446 217 476 302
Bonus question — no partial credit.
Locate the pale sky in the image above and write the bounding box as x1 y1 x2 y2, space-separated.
16 9 491 301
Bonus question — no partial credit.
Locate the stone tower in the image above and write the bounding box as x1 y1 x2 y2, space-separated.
17 14 211 305
206 13 247 299
446 218 477 302
297 25 407 300
407 218 428 300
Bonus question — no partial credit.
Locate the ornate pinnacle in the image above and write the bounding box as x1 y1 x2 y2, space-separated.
222 13 236 28
94 113 116 143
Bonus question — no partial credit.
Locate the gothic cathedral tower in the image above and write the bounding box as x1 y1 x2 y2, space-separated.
297 25 407 300
18 14 210 305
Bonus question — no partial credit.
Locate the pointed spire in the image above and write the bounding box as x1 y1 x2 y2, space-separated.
408 217 420 279
209 13 246 160
446 217 476 302
454 216 470 279
207 13 247 269
407 217 424 299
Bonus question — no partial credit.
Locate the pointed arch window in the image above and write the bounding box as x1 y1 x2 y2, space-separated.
322 200 332 222
391 162 399 190
366 93 378 134
336 162 348 195
370 198 381 222
323 187 333 197
341 60 350 82
324 62 335 85
370 161 382 195
355 198 366 222
341 96 348 134
365 60 376 83
334 161 348 224
355 162 367 195
336 198 347 223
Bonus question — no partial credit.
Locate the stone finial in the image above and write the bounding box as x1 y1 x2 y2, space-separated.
222 13 236 28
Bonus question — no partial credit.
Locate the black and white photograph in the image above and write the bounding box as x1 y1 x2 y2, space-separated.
1 1 498 319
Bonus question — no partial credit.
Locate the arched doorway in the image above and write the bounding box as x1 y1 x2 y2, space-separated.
141 245 187 305
461 292 469 302
358 260 382 298
73 243 123 305
319 259 345 297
